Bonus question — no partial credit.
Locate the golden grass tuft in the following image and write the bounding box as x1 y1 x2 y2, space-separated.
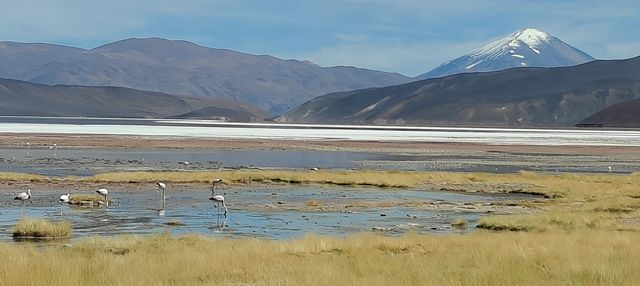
451 218 469 229
306 199 321 207
12 218 71 238
69 194 107 205
165 219 185 227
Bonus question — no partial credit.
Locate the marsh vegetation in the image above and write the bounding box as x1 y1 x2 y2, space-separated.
12 218 71 238
1 231 639 285
1 169 639 284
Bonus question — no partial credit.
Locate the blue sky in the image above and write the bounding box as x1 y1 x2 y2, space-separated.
1 0 638 76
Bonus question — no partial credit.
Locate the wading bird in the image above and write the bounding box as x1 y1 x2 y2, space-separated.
58 193 70 215
210 179 227 218
156 182 167 200
14 189 32 215
58 193 70 203
96 188 109 207
156 182 167 216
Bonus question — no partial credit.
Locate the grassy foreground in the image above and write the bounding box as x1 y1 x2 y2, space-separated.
1 171 639 284
0 231 638 286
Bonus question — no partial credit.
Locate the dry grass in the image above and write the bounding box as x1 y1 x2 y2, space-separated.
70 194 105 202
165 219 185 227
451 218 469 229
12 218 71 238
69 194 108 206
0 171 639 284
0 172 49 182
0 169 637 194
0 231 639 285
83 170 424 188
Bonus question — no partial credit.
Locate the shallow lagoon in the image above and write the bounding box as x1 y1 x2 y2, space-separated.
0 185 531 241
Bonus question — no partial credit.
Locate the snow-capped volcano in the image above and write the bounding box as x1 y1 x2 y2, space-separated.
418 28 595 79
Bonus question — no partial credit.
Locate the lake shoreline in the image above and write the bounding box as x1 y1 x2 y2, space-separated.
2 133 640 154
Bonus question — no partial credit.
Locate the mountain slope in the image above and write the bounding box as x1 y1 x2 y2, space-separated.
0 38 410 114
278 56 640 127
0 78 267 121
578 98 640 127
418 28 594 79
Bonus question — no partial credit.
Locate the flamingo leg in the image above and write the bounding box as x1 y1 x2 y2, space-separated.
222 201 228 218
215 202 220 228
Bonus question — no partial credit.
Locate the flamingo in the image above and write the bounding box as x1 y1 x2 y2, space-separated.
156 182 167 216
58 193 70 215
96 188 109 207
58 193 70 203
14 189 31 215
209 179 227 218
156 182 167 200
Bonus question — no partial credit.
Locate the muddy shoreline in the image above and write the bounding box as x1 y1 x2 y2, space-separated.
2 133 640 154
0 134 638 175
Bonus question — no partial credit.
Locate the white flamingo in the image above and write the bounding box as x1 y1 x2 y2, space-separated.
209 179 227 218
58 193 70 203
58 193 70 215
156 182 167 200
96 188 109 207
156 182 167 216
14 189 31 215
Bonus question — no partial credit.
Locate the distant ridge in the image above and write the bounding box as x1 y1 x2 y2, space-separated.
418 28 594 79
579 98 640 128
0 78 267 121
279 56 640 127
0 38 410 115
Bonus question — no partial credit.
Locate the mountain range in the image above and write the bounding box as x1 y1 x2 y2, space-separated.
0 38 410 115
0 78 267 120
2 31 637 127
418 28 594 79
278 56 640 127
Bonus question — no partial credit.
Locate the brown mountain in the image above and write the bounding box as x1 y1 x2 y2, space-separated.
278 56 640 127
578 98 640 127
0 78 267 121
0 38 409 114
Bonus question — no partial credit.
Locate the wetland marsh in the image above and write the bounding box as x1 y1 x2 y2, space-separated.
0 118 638 285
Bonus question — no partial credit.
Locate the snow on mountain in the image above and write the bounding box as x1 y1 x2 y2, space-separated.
418 28 595 79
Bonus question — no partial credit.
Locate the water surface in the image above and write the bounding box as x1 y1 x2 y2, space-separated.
0 186 529 241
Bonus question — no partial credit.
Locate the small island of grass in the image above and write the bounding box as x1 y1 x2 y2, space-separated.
12 218 71 239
